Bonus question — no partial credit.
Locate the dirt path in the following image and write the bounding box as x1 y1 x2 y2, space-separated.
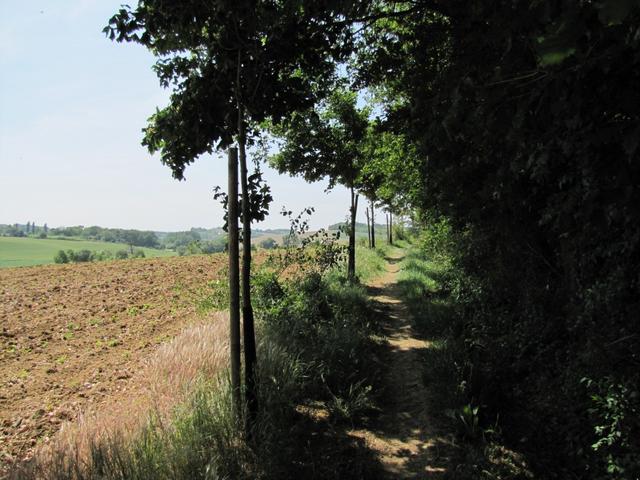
350 248 453 479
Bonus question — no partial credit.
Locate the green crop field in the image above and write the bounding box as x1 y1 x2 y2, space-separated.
0 237 175 268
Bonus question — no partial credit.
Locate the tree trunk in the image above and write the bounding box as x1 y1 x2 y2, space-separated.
227 148 241 420
370 201 375 249
238 102 258 437
348 188 359 281
365 207 371 248
389 211 393 245
386 213 390 244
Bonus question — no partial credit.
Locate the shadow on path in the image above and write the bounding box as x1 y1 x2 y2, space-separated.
348 251 455 479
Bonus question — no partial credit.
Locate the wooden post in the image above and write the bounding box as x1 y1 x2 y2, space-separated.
228 147 241 419
389 211 393 245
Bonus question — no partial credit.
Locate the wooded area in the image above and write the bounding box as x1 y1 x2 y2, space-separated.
100 1 640 478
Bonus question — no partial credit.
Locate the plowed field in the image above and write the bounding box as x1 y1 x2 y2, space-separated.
0 255 227 471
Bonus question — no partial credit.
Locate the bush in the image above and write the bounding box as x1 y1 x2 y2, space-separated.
132 249 146 258
115 250 129 260
73 250 93 262
93 250 113 261
255 270 382 416
259 238 278 250
53 250 68 264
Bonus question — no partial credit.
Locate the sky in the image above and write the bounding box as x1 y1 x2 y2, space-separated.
0 0 364 232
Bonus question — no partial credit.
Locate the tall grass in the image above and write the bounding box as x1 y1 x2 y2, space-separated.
354 243 392 282
10 262 385 479
10 315 232 479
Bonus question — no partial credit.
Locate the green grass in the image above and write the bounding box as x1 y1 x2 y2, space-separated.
354 243 395 282
0 237 174 268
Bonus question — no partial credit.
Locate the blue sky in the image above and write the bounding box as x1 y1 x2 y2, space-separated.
0 0 360 231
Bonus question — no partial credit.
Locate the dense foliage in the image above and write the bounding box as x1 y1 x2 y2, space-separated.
355 1 640 478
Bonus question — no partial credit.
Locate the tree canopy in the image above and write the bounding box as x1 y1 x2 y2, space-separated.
104 0 363 179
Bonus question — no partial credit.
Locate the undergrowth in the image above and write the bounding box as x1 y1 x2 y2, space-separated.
396 238 534 480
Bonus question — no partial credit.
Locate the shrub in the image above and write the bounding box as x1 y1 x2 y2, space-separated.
73 249 93 262
53 250 68 264
132 249 146 258
93 250 113 261
260 238 278 250
115 250 129 260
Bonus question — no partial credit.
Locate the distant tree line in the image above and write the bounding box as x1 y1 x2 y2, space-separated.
0 222 48 237
50 225 160 248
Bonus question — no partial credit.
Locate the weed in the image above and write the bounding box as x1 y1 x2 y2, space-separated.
195 279 229 314
55 355 67 365
127 304 151 316
447 403 482 442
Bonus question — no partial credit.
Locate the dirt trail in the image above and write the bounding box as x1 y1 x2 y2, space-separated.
350 248 453 479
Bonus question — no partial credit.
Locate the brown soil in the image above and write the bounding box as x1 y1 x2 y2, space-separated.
0 255 229 472
350 249 455 479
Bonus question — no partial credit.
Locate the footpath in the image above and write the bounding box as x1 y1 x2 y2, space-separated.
350 249 453 479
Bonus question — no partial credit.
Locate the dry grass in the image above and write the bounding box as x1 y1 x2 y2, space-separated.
10 312 229 479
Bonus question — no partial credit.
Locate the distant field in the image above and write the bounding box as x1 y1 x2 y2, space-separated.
0 237 175 268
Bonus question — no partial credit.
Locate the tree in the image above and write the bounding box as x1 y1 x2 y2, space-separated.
105 0 361 431
271 88 371 280
259 238 278 250
354 1 640 475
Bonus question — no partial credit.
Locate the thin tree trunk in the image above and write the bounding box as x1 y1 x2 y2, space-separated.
348 188 359 280
238 101 258 437
235 49 257 435
370 201 376 249
386 213 390 244
228 148 241 419
365 207 371 248
389 211 393 245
